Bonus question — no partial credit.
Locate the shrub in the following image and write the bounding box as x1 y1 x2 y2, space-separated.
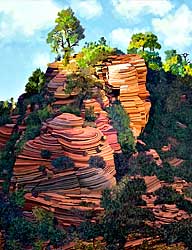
107 103 136 154
37 106 53 122
65 68 103 109
25 125 41 141
41 150 52 159
25 112 41 126
76 37 114 68
60 104 81 116
52 156 75 170
10 190 26 208
88 156 106 169
154 187 182 205
85 107 96 122
38 165 46 172
184 186 192 198
0 113 12 126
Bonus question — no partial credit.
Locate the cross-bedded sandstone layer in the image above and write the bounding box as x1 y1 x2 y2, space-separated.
12 113 116 226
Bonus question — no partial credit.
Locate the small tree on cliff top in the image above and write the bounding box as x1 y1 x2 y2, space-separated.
128 32 161 53
127 32 162 70
47 8 85 65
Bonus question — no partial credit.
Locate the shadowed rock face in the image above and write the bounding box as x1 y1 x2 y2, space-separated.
12 113 116 226
153 204 189 226
0 231 5 250
95 112 121 153
0 124 14 149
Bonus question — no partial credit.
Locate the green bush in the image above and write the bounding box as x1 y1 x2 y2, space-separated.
10 190 26 208
0 113 12 126
154 187 182 205
25 112 41 126
88 156 106 169
41 150 52 159
184 186 192 198
85 106 96 122
38 165 46 172
37 106 53 122
60 104 81 116
107 103 136 154
100 177 154 249
76 37 114 68
52 156 75 170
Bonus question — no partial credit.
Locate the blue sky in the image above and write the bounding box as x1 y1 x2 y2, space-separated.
1 0 192 101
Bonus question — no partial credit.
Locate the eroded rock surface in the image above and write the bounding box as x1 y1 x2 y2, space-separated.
12 113 116 226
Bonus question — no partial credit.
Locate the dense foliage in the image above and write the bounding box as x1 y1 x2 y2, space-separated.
76 37 114 68
52 156 75 170
107 102 136 155
0 132 20 192
140 68 192 182
60 104 81 116
128 32 161 52
0 100 13 126
127 32 162 70
88 156 106 169
163 50 192 77
161 219 192 249
25 68 46 95
100 177 155 249
0 196 67 250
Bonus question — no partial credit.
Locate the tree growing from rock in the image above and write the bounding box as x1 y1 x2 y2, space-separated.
47 8 85 65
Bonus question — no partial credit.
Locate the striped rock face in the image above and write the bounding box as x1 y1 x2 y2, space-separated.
96 54 151 137
13 113 116 190
12 113 116 226
45 54 151 137
0 124 15 149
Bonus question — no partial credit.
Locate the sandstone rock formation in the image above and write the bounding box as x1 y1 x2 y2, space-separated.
45 54 151 138
153 204 189 225
95 54 151 137
144 176 162 193
0 124 14 149
12 113 116 226
46 62 76 106
95 112 121 153
171 178 189 194
97 54 151 136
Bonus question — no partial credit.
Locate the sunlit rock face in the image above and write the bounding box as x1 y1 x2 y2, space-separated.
45 54 151 137
13 113 116 190
96 54 151 137
45 62 77 106
12 113 116 226
24 55 150 226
